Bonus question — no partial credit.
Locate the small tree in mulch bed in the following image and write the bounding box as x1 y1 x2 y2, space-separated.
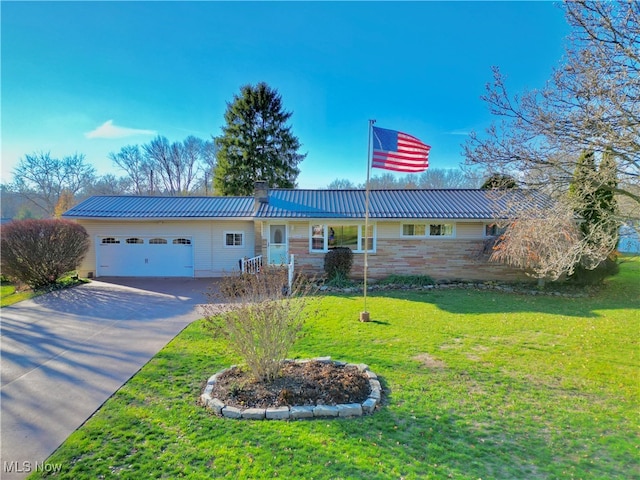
203 267 318 382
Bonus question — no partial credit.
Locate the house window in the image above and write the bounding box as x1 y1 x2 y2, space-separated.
125 237 144 244
328 225 358 250
225 232 244 247
401 224 427 237
311 225 325 252
101 237 120 244
429 224 454 237
361 224 374 251
173 238 191 245
485 223 506 237
149 238 167 244
309 224 375 253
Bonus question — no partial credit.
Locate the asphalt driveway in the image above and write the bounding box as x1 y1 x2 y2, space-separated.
1 278 218 479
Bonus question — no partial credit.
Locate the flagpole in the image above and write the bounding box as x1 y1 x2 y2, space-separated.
361 119 375 322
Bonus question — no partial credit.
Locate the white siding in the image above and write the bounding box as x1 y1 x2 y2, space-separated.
456 222 484 239
75 219 254 278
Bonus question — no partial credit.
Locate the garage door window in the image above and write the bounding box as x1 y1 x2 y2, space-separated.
173 238 191 245
149 238 168 244
126 238 144 244
101 237 120 244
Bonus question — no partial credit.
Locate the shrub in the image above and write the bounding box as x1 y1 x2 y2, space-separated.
202 267 317 382
324 247 353 279
324 271 355 288
1 219 90 289
377 274 434 287
570 253 620 285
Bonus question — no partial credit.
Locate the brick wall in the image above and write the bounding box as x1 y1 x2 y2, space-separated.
290 237 526 282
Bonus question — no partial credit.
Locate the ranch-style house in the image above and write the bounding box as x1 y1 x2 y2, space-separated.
63 182 542 281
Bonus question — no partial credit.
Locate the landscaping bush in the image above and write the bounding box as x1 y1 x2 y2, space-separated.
324 247 353 280
324 271 355 288
202 267 318 382
570 253 620 285
377 274 435 287
0 219 89 289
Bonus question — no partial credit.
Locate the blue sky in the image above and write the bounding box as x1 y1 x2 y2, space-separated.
1 1 570 189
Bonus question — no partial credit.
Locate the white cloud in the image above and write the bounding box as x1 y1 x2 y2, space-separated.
85 120 156 139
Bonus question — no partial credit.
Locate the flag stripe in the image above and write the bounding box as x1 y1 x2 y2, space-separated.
371 126 430 173
372 158 430 169
373 151 428 161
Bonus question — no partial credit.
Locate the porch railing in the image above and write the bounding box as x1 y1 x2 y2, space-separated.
287 254 295 295
240 255 263 274
239 254 295 295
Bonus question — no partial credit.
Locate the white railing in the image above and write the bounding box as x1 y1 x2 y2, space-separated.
240 253 294 295
287 254 295 294
240 255 263 274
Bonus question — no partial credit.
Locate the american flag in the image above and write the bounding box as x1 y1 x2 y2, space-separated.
371 126 430 173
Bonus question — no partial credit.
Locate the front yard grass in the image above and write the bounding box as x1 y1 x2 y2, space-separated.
32 258 639 479
0 274 88 307
0 282 37 307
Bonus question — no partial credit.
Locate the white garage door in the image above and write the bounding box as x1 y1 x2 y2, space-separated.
97 236 194 277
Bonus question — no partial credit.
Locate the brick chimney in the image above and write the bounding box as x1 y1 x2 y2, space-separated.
254 180 268 212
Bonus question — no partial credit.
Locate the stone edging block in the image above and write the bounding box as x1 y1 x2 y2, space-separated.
200 357 381 420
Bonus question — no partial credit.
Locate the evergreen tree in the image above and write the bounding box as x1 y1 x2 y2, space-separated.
480 174 518 190
214 83 306 196
597 150 619 242
569 150 619 283
570 150 618 244
569 151 598 234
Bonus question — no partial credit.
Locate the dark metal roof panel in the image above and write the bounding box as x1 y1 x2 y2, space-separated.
63 195 255 219
63 190 551 221
256 189 548 219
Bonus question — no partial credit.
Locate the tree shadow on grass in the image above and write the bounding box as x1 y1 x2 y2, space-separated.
335 283 638 318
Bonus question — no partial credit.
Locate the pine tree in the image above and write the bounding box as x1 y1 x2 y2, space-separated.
480 174 517 190
214 83 306 196
569 150 619 283
570 150 618 244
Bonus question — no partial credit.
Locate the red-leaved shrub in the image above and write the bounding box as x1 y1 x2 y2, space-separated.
1 219 89 289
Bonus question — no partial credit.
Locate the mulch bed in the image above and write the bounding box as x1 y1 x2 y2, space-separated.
210 360 371 409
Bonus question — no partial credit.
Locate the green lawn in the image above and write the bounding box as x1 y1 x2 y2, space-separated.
0 275 88 307
32 259 639 479
0 283 36 307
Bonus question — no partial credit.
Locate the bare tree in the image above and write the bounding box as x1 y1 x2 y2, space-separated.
464 1 639 278
488 202 583 283
12 152 96 217
200 139 218 195
84 175 133 196
327 168 479 190
327 178 357 189
143 136 176 194
464 1 639 203
367 173 401 189
417 168 481 189
110 136 215 196
109 145 151 195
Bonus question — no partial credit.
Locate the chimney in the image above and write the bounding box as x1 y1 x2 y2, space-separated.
254 180 268 211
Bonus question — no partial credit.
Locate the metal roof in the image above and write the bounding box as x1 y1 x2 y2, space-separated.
63 190 550 220
63 195 255 219
255 189 550 220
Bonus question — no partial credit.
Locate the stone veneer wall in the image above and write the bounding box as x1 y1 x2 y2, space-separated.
289 237 526 282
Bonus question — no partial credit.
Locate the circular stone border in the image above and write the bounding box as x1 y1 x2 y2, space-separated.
199 357 381 420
